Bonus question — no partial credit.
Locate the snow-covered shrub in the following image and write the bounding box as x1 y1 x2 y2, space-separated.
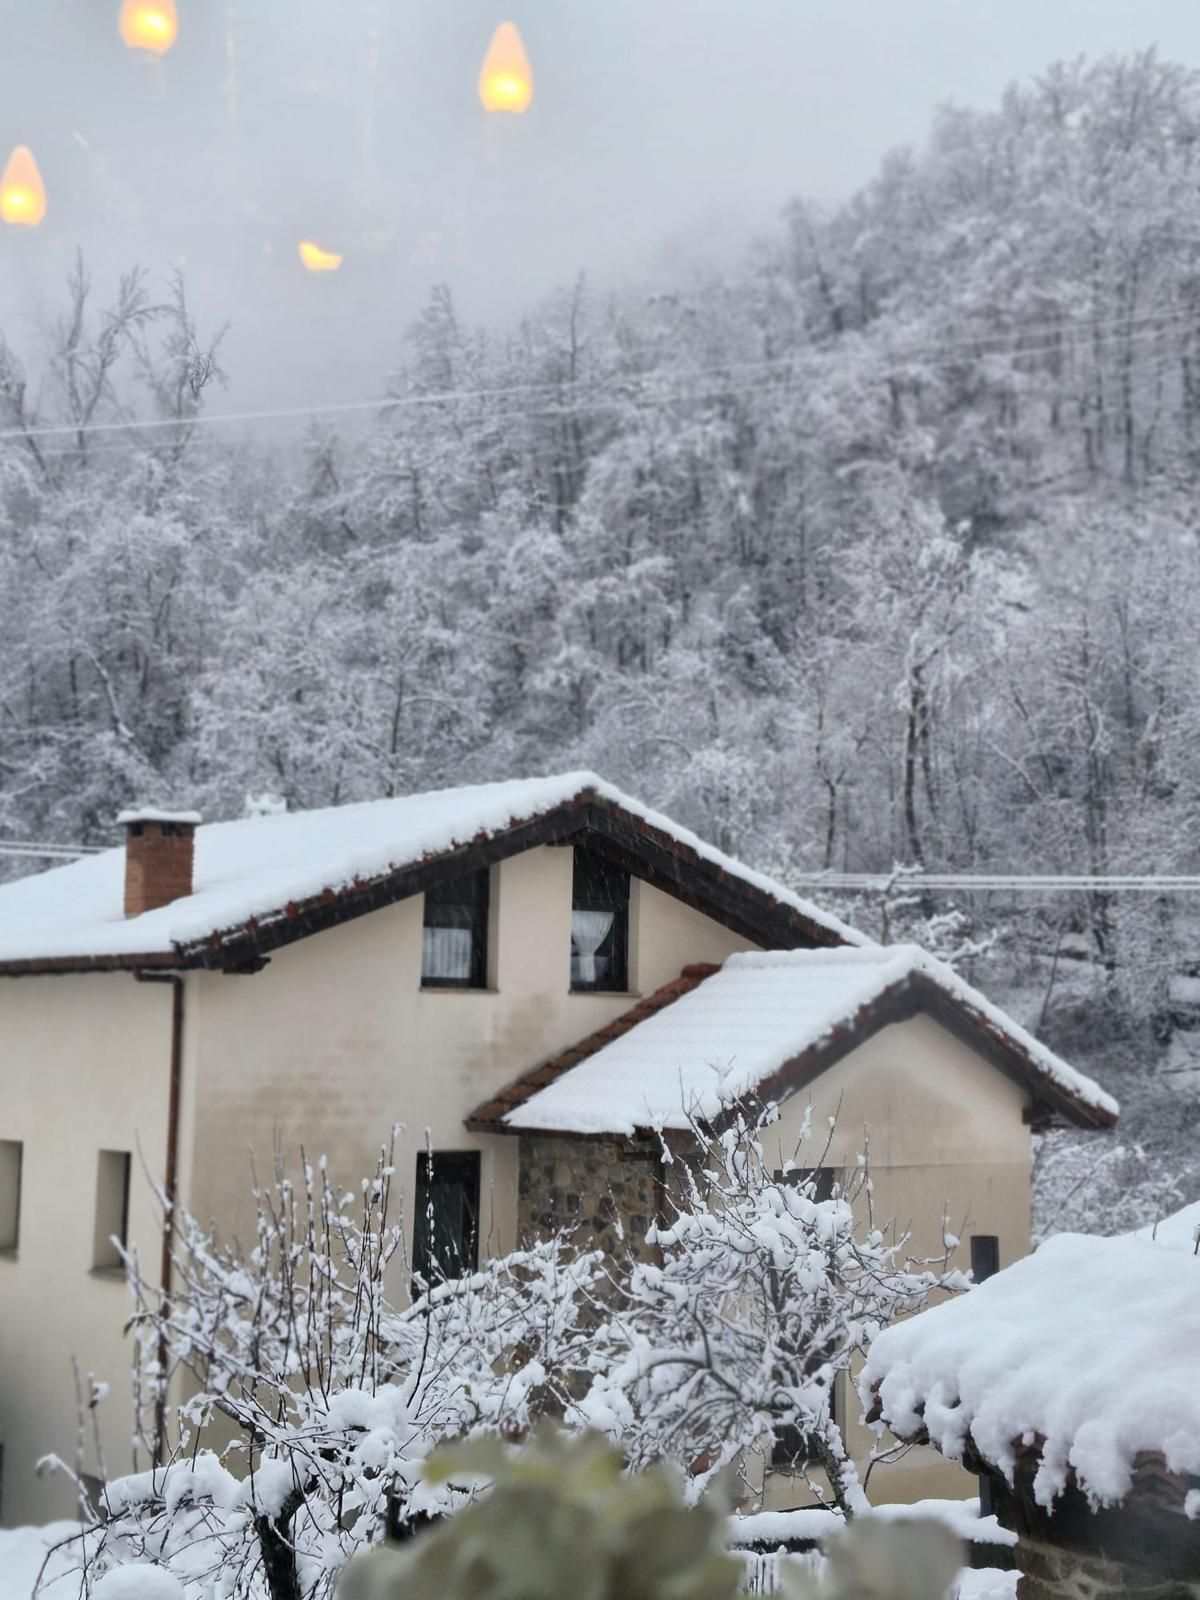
57 1138 601 1600
581 1106 960 1514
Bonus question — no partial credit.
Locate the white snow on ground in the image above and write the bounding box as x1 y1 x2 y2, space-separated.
730 1497 1015 1549
867 1498 1016 1549
0 772 864 964
863 1218 1200 1511
504 944 1117 1134
955 1571 1018 1600
0 1521 84 1600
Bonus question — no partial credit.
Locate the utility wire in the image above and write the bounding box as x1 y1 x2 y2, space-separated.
5 836 1200 892
790 873 1200 893
5 307 1199 449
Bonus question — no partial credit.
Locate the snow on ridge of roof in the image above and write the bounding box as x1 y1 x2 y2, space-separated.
0 771 863 966
862 1229 1200 1514
503 943 1115 1136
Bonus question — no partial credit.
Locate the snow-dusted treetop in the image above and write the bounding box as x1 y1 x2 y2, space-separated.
487 945 1117 1134
862 1212 1200 1515
0 772 864 969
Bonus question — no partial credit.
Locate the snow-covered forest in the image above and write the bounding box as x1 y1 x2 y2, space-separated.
2 51 1198 1228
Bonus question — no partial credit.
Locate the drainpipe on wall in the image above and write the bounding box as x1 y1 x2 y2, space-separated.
134 969 185 1468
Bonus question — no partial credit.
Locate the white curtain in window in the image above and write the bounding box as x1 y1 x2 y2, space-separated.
423 926 473 981
571 909 614 983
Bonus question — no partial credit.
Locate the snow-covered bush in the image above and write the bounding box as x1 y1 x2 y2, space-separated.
57 1138 601 1600
581 1107 959 1514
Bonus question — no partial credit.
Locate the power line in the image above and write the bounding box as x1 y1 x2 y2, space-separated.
0 840 106 860
5 837 1200 892
790 873 1200 893
4 306 1199 450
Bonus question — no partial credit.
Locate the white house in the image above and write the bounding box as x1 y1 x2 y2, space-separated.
0 772 1116 1522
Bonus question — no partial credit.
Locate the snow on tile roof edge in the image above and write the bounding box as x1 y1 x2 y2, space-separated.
0 771 865 965
502 943 1116 1136
861 1229 1200 1514
726 946 1118 1120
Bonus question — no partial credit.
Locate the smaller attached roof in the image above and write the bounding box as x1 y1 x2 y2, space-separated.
862 1215 1200 1516
478 945 1117 1137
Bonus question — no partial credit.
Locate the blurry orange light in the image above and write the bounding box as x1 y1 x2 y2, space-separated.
479 22 533 114
0 146 46 227
119 0 178 55
298 240 343 273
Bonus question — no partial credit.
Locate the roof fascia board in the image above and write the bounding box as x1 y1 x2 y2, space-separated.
575 799 840 951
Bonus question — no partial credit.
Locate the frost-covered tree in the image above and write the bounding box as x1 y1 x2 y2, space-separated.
53 1141 600 1600
581 1108 957 1515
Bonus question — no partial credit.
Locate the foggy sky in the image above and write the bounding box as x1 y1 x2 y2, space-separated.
4 0 1200 419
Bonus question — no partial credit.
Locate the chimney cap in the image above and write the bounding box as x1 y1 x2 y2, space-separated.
117 807 202 828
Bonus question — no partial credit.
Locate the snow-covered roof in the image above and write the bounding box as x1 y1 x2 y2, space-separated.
1131 1200 1200 1255
862 1218 1200 1514
497 945 1117 1135
0 772 862 970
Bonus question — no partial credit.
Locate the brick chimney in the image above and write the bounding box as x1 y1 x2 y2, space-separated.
117 808 201 917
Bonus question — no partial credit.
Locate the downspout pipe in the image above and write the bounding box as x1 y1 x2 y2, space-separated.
134 969 185 1467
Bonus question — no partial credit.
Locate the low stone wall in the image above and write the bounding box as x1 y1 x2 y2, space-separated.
988 1473 1200 1600
1015 1534 1200 1600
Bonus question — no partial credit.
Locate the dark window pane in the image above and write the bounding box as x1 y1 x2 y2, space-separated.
422 868 489 988
571 847 629 991
772 1383 839 1467
970 1235 1000 1283
775 1166 838 1202
412 1151 480 1287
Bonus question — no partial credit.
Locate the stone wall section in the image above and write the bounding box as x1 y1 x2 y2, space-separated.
1016 1533 1200 1600
517 1133 663 1262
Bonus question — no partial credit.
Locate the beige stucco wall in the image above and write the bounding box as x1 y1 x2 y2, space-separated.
753 1014 1032 1511
0 974 175 1524
0 850 754 1525
182 848 756 1284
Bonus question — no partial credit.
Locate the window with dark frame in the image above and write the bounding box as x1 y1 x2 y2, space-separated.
775 1166 838 1202
421 868 490 989
93 1149 131 1272
0 1140 22 1253
772 1380 839 1468
411 1151 481 1289
970 1234 1001 1283
570 846 629 992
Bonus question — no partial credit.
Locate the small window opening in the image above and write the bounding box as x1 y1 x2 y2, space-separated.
970 1234 1000 1283
0 1141 22 1253
93 1150 131 1272
421 868 490 989
412 1151 480 1289
570 846 629 992
776 1166 838 1202
772 1379 840 1468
